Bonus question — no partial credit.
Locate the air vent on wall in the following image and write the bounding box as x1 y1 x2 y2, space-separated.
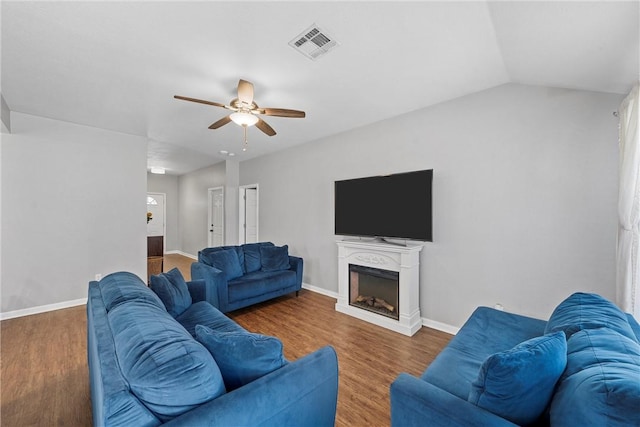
289 23 339 60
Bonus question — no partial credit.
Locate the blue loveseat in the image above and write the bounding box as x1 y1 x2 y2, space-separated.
390 292 640 426
87 271 338 427
191 242 303 313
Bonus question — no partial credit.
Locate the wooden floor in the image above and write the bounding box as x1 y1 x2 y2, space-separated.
1 255 452 426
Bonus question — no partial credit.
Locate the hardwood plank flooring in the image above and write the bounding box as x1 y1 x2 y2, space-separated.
1 255 452 426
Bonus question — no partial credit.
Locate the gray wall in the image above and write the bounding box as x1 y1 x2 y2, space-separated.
225 160 239 246
147 172 179 251
178 162 226 257
240 83 622 328
1 112 147 313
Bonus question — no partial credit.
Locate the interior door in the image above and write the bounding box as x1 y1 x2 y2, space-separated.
147 193 165 238
244 188 258 243
209 187 224 247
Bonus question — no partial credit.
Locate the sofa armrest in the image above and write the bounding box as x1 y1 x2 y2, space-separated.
288 256 303 288
164 345 339 427
390 373 518 427
190 262 228 311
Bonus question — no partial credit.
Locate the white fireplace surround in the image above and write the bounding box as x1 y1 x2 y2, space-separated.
335 240 424 336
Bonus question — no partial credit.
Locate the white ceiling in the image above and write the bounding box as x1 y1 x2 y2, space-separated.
2 1 638 175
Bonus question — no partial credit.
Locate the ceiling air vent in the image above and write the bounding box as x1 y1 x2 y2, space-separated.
289 24 339 60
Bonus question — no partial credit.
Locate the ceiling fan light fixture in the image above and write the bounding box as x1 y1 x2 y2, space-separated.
230 111 259 127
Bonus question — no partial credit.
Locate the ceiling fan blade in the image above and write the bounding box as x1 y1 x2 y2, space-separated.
255 118 276 136
237 80 254 105
208 115 232 129
174 95 227 109
261 108 306 118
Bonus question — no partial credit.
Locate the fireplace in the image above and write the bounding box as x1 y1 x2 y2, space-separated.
336 240 424 336
349 264 399 320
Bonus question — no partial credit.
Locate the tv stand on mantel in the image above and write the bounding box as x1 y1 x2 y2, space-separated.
340 236 409 247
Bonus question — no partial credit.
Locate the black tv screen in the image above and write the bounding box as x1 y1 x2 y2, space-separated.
334 169 433 241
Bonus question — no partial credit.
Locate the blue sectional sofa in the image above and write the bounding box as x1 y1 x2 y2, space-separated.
191 242 303 313
390 292 640 426
87 270 338 427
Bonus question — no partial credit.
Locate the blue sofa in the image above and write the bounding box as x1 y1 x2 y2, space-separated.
87 270 338 427
391 292 640 426
191 242 303 313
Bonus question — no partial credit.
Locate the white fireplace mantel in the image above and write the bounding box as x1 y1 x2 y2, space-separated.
335 240 424 336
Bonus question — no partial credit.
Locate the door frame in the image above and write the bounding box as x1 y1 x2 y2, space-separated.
208 187 225 247
147 192 166 253
238 184 259 244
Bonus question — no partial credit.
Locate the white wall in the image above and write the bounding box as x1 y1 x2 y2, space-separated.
240 83 622 328
147 172 179 251
178 162 226 257
224 160 239 246
1 113 147 314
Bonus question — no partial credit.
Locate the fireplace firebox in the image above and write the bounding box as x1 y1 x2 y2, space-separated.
349 264 399 320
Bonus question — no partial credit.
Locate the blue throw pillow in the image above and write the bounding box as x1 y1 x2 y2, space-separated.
195 324 287 391
468 331 567 426
108 301 226 421
545 292 637 342
260 245 291 272
550 328 640 426
242 242 274 273
150 268 192 318
204 248 243 281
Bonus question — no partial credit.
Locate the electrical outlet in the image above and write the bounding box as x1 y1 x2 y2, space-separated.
95 274 102 281
494 303 504 311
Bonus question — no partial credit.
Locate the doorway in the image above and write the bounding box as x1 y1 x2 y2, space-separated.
147 193 166 243
239 184 259 244
208 187 225 247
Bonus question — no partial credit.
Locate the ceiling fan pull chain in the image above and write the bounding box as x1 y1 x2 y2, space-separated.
242 125 248 151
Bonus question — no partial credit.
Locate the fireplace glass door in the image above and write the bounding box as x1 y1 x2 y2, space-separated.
349 264 399 320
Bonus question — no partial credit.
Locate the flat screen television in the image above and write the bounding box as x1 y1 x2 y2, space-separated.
334 169 433 241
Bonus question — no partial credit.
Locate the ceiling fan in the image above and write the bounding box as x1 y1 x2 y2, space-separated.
174 79 305 150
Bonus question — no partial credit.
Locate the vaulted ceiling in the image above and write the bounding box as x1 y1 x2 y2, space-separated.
2 1 638 175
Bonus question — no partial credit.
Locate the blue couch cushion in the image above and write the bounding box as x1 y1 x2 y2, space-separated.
260 245 291 272
176 301 246 338
150 268 192 318
550 328 640 426
196 324 287 391
100 271 164 312
228 270 297 303
545 292 637 341
243 242 274 273
107 301 226 421
468 331 567 425
200 246 245 273
203 248 244 281
421 307 547 400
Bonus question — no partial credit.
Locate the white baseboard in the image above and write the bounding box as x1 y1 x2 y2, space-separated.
421 317 459 335
165 250 197 260
301 283 339 299
0 298 87 321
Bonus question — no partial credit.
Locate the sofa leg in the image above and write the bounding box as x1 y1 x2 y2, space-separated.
296 291 299 297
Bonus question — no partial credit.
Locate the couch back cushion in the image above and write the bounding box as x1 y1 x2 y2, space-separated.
150 268 192 318
260 245 291 272
468 331 567 425
242 242 274 273
108 300 226 422
196 324 287 391
545 292 637 341
202 248 244 281
100 271 165 312
200 246 245 272
550 327 640 426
